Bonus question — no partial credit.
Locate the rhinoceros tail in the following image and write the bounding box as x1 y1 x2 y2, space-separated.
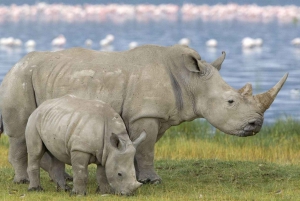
0 115 3 137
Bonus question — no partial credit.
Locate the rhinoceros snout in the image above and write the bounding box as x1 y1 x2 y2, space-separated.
119 182 142 196
239 119 263 137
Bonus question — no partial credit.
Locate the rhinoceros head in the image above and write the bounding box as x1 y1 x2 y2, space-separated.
174 46 288 137
105 131 146 195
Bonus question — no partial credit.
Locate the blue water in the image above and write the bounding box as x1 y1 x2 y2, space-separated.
0 1 299 123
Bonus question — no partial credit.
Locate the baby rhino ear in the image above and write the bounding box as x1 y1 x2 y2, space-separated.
182 54 206 73
110 133 126 152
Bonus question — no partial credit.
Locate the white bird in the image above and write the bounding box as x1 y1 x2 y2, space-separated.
129 41 138 49
13 38 22 46
100 34 115 51
290 88 300 99
85 39 93 47
178 38 190 46
206 39 218 47
242 37 263 49
0 37 14 46
0 37 22 47
25 40 36 52
291 38 300 46
290 88 300 95
51 34 66 47
106 34 114 43
242 37 256 49
25 40 36 48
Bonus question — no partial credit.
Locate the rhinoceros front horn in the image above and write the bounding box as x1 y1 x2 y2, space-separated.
254 73 288 113
211 51 226 71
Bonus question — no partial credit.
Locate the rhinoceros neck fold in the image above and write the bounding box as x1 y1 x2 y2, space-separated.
99 118 108 166
166 62 199 122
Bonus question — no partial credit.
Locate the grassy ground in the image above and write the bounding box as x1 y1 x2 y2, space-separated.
0 118 300 200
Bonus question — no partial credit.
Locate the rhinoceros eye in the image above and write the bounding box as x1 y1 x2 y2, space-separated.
228 100 234 104
118 173 122 177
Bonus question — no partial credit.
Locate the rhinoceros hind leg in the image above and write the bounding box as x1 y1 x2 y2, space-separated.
8 136 29 184
46 154 69 191
40 152 73 183
129 118 162 184
64 172 73 182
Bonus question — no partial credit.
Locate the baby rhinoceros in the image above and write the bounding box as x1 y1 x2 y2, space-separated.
25 95 145 196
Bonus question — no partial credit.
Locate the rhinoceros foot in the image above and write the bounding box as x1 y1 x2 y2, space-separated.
14 178 29 184
95 185 114 194
137 169 162 184
63 172 73 182
56 183 71 192
70 189 87 196
28 186 44 192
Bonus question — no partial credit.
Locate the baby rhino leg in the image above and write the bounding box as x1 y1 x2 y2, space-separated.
40 153 73 182
26 127 45 191
70 151 90 196
96 165 114 194
45 153 71 192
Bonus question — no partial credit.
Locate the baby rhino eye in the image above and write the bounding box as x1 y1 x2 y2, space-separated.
228 100 234 104
118 173 122 177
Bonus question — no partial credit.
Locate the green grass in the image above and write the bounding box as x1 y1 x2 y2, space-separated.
1 118 300 200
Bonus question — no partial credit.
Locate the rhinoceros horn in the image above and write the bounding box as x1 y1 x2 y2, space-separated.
211 51 226 70
254 73 288 112
133 131 147 149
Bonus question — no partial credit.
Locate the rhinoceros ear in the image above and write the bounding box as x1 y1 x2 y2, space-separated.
238 83 253 96
182 54 206 73
110 133 126 152
182 54 205 73
211 51 226 71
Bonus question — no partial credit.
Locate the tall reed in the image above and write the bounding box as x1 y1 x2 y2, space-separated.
155 118 300 164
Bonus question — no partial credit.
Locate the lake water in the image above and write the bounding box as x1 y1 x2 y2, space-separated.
0 1 299 124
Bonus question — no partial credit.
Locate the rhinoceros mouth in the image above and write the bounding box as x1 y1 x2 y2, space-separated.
237 130 259 137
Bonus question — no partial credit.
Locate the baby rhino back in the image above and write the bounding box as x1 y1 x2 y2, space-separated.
27 94 127 164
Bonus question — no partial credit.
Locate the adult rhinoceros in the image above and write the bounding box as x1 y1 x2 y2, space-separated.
0 44 287 184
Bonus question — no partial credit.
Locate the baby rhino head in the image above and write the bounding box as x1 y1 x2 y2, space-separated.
105 131 146 195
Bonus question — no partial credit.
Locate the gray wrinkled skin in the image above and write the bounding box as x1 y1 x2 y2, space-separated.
25 95 143 195
0 44 287 184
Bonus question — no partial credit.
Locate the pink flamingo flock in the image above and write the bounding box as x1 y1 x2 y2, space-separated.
0 3 299 23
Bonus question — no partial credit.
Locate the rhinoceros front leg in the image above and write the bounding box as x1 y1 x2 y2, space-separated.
70 151 90 196
129 118 161 184
95 165 114 194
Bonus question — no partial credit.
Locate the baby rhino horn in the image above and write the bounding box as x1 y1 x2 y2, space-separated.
238 83 253 96
133 131 147 149
254 73 288 113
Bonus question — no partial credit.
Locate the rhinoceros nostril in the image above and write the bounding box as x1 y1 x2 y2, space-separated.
248 120 256 126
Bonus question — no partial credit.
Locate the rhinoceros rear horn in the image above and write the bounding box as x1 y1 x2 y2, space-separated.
211 51 226 71
254 73 288 112
133 131 147 149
